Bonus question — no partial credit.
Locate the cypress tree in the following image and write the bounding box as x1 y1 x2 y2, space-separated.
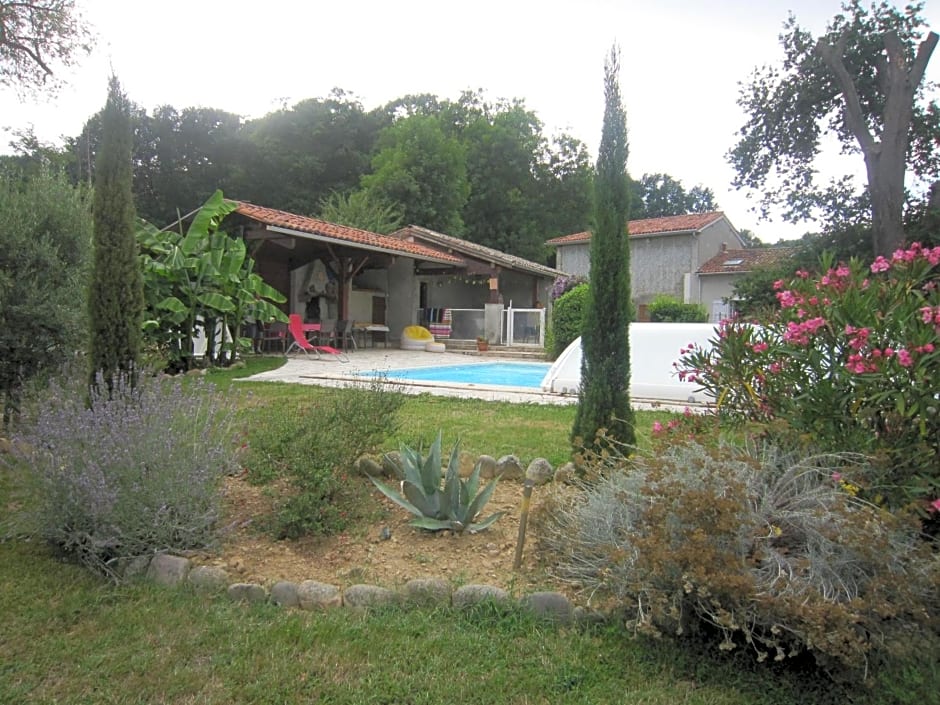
572 45 635 451
88 75 144 389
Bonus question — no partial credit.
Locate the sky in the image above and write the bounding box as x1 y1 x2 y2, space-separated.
3 0 939 244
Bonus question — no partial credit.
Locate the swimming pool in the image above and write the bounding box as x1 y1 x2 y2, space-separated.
359 362 552 389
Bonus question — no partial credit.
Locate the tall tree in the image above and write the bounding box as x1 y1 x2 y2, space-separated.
730 1 940 256
572 45 635 452
87 75 144 388
318 189 404 234
362 114 469 233
0 0 90 92
629 172 718 219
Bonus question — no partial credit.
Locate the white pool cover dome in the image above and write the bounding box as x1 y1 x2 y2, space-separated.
540 322 720 404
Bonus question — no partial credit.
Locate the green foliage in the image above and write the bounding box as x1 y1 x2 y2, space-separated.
550 283 589 359
317 188 404 234
729 1 940 255
677 245 940 509
138 189 287 371
573 45 635 451
87 75 145 389
0 0 91 93
629 173 718 219
0 167 91 423
8 370 237 581
541 441 940 679
647 294 708 322
370 432 504 534
363 114 469 234
240 381 404 539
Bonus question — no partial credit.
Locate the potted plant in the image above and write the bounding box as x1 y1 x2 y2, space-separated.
476 335 489 352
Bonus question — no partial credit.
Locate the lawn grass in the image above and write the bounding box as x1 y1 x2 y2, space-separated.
210 355 680 467
0 540 836 705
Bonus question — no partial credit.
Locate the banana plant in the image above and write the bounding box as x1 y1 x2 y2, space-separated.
370 432 505 534
138 189 287 369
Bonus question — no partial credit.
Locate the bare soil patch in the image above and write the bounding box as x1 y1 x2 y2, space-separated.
195 473 564 596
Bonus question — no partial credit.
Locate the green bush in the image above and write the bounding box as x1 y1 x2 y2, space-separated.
540 440 939 679
0 169 92 423
242 382 404 538
647 294 708 322
9 371 236 581
551 283 590 358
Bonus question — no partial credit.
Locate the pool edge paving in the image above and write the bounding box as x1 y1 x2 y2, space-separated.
237 349 705 412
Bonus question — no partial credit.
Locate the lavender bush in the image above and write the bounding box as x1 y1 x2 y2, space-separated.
10 372 237 581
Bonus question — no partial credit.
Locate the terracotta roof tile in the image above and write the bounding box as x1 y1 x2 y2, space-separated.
392 225 564 279
546 211 728 245
697 247 798 274
234 202 464 264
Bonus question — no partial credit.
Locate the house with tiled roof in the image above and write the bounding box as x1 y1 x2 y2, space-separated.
227 203 559 343
697 245 798 317
546 211 748 321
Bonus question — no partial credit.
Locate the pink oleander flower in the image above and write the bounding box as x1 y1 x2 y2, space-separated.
751 342 769 353
796 269 809 279
926 246 940 266
776 290 798 308
772 279 785 291
929 498 940 513
652 421 664 433
769 361 783 374
870 256 891 273
831 472 842 483
897 349 914 367
835 264 851 278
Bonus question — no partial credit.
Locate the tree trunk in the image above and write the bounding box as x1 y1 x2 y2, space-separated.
817 30 938 257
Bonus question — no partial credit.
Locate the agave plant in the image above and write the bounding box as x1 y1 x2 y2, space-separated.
370 432 504 534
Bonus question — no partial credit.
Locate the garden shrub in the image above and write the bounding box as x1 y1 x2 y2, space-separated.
10 371 237 581
551 283 590 359
242 381 404 538
539 441 939 679
675 244 940 511
647 294 708 322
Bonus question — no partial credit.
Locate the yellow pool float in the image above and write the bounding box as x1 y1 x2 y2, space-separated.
401 325 433 350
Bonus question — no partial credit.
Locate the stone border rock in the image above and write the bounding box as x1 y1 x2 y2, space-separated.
142 552 605 626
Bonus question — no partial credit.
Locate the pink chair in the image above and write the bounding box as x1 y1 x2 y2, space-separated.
285 314 349 362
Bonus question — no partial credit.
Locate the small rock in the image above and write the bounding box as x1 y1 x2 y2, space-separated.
496 455 525 481
553 462 576 484
185 368 206 376
379 526 392 541
188 565 230 591
227 583 267 603
120 555 152 580
523 591 574 624
477 455 499 479
147 554 191 586
525 458 554 485
402 578 451 607
343 584 397 610
297 580 342 610
381 451 403 478
457 451 477 478
270 580 300 607
356 455 384 478
452 584 510 609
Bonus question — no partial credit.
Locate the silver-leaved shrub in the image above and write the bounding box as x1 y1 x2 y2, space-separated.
538 441 940 679
11 372 237 581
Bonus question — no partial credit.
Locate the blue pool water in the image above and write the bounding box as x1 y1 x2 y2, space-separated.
359 362 551 389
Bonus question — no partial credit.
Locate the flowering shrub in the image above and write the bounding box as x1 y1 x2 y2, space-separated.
550 275 588 301
675 244 940 509
10 372 237 581
538 441 940 677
